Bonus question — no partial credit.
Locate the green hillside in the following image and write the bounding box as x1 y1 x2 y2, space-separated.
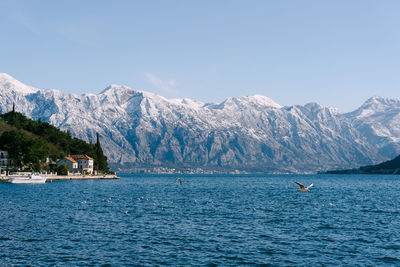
0 110 109 173
325 155 400 175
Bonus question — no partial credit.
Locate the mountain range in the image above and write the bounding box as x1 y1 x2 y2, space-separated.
1 72 400 173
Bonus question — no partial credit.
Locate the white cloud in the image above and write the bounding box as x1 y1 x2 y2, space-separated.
143 72 177 94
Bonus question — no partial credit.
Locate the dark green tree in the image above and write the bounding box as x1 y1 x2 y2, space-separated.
25 138 49 170
0 130 28 168
95 133 109 173
0 111 110 172
57 164 69 175
0 130 48 170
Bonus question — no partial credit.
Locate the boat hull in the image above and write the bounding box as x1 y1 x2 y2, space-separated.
8 177 47 184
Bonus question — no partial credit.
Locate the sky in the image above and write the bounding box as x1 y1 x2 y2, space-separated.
1 0 400 112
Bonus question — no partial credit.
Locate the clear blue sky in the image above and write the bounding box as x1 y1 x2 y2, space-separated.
1 0 400 112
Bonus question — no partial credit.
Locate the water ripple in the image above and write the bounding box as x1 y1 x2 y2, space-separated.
1 174 400 265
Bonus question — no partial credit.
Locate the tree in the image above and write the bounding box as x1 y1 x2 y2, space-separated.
0 130 48 170
0 111 110 172
25 138 49 170
57 164 69 175
95 133 109 173
0 130 28 168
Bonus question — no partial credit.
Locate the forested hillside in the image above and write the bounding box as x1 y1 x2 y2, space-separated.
325 154 400 175
0 110 109 172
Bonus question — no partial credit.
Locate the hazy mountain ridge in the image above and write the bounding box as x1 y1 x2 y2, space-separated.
1 73 399 173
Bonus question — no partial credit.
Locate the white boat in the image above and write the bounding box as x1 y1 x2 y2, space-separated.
8 173 47 184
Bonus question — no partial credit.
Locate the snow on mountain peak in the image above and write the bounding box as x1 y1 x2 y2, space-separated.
170 97 205 109
241 94 282 109
2 72 400 173
350 96 400 118
100 84 133 94
364 96 400 107
208 94 281 110
304 102 341 115
0 73 38 94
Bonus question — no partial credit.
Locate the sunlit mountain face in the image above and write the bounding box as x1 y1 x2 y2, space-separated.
1 73 400 173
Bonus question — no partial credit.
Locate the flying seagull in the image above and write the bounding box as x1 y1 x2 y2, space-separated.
295 182 313 192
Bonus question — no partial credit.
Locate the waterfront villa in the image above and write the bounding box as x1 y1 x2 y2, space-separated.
57 154 94 174
57 156 78 171
72 155 94 174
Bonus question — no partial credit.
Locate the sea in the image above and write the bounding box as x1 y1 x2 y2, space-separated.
1 174 400 266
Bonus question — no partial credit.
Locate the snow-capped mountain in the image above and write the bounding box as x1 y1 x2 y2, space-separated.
0 72 399 173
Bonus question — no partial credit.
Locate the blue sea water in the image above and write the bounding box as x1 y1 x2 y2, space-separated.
1 174 400 266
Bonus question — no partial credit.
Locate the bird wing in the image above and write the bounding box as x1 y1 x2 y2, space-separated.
295 182 305 189
306 183 313 189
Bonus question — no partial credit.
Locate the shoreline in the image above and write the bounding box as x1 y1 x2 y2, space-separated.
47 174 120 180
0 174 120 182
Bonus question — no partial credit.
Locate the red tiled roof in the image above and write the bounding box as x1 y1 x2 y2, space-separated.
71 154 94 160
63 156 78 163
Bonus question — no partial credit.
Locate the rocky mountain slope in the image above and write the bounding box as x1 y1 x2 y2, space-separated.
1 73 399 173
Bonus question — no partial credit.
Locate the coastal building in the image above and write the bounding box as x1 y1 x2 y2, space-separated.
57 154 94 174
71 155 94 174
56 156 78 171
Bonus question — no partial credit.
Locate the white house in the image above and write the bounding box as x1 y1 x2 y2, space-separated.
57 155 94 174
72 155 94 174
